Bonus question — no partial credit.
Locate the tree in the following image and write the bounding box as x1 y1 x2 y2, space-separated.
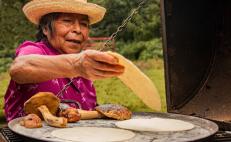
0 0 35 72
90 0 160 42
0 0 162 72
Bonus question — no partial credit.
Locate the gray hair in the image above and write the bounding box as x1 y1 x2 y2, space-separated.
36 12 61 41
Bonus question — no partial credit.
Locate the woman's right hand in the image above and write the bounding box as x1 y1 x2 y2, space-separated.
71 50 125 80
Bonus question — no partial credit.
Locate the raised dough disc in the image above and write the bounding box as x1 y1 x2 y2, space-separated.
115 118 194 132
51 127 135 142
107 51 161 111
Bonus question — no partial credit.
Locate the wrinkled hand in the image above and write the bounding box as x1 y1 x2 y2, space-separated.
73 50 124 80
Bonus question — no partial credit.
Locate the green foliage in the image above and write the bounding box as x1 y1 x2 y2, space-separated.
0 73 10 124
0 0 36 72
116 38 163 60
0 0 165 125
0 58 12 72
0 0 162 73
90 0 161 41
88 0 162 61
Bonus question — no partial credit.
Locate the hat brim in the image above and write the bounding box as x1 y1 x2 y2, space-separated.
23 0 106 25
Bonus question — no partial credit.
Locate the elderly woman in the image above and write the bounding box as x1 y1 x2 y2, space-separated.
4 0 124 121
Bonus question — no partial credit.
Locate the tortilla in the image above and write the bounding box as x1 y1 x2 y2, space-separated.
51 127 135 142
107 51 161 111
115 118 194 132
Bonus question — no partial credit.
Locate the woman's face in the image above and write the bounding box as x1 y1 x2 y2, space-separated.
44 13 89 54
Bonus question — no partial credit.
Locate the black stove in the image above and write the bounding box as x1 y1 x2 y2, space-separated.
0 127 43 142
213 131 231 142
161 2 231 142
0 126 231 142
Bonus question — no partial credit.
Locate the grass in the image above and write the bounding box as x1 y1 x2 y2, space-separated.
0 72 10 125
0 59 166 125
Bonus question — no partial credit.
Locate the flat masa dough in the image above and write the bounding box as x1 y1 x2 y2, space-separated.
107 51 161 111
51 127 135 142
115 118 194 132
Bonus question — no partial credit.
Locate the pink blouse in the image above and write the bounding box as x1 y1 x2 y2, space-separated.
4 40 97 121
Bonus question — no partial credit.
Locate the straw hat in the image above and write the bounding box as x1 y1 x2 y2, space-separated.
23 0 106 25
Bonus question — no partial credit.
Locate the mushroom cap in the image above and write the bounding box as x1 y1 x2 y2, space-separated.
24 92 60 118
95 104 132 120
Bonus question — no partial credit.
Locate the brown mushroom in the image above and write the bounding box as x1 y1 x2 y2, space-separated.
95 104 132 120
20 114 42 128
59 107 81 123
24 92 67 128
77 109 104 120
76 104 132 120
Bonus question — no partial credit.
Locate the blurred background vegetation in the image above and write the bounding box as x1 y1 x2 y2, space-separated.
0 0 165 123
0 0 162 72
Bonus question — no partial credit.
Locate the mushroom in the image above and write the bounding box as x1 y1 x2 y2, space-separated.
59 107 81 123
95 104 132 120
24 92 67 128
77 109 104 120
20 114 42 128
68 104 132 120
58 103 101 121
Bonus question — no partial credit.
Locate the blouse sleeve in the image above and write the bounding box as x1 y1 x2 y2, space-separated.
16 41 46 57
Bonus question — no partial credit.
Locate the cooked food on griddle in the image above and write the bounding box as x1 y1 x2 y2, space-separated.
58 107 81 123
59 101 132 120
19 113 42 128
24 92 67 128
75 104 132 120
95 104 132 120
20 92 132 129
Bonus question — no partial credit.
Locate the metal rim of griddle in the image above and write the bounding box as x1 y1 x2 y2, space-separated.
7 112 218 142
